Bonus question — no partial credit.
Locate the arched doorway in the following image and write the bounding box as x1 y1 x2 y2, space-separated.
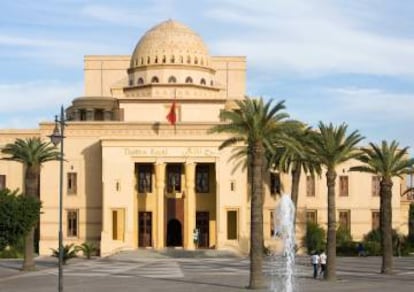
166 219 182 247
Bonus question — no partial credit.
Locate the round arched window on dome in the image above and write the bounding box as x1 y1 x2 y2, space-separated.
168 76 177 83
154 56 158 64
151 76 159 83
171 55 175 63
137 77 144 85
140 58 144 65
187 56 191 64
194 57 198 65
185 77 193 84
200 78 206 85
200 58 204 65
147 56 150 64
162 56 166 63
210 80 214 86
180 56 184 63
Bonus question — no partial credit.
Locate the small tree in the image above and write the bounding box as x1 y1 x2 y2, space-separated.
51 244 77 265
303 221 326 254
76 242 98 259
0 189 41 251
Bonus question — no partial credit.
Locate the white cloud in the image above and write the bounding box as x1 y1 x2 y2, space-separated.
206 0 414 77
326 88 414 119
0 81 81 115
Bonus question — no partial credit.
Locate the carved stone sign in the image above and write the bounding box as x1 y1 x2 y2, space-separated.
124 147 219 157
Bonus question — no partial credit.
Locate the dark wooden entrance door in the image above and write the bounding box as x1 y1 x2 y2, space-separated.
138 212 152 247
166 219 183 247
196 212 209 248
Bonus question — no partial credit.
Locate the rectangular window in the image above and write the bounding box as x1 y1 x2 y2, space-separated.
67 172 77 195
306 210 318 224
339 175 349 197
0 175 6 190
338 210 351 231
167 164 182 193
372 176 380 197
306 175 315 197
112 209 125 241
227 210 238 240
196 164 209 193
270 173 281 195
67 209 78 237
372 211 380 230
137 164 153 193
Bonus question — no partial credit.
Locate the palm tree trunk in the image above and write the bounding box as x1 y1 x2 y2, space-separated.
380 178 393 274
248 142 265 289
22 165 40 271
290 165 301 229
325 169 337 281
22 228 35 271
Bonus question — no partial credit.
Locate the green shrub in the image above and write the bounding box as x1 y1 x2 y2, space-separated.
336 226 353 246
76 242 98 259
303 221 326 254
337 241 358 256
364 241 381 256
51 244 77 264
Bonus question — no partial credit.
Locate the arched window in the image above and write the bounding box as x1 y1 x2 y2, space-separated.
154 56 158 64
129 79 133 86
137 77 144 85
135 59 138 66
180 56 184 63
194 57 198 65
200 78 206 85
168 76 177 83
147 56 150 64
210 80 214 86
140 57 144 65
185 76 193 84
151 76 159 83
187 56 191 64
171 55 175 63
162 55 166 63
200 58 204 65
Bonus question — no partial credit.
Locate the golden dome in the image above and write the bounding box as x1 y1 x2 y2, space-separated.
130 19 210 69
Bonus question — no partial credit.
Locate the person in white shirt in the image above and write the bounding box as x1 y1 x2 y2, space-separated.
319 251 327 279
310 251 320 279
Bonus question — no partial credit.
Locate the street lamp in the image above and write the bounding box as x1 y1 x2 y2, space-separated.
49 105 66 292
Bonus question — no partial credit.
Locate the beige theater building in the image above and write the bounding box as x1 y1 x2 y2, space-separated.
0 20 412 256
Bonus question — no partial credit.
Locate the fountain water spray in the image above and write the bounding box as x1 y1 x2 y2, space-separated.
271 194 296 292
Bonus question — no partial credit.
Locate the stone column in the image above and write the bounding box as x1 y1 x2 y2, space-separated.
104 110 112 121
86 108 94 120
185 162 196 249
74 109 81 121
155 162 166 249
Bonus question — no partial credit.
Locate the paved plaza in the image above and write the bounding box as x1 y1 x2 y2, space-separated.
1 250 413 291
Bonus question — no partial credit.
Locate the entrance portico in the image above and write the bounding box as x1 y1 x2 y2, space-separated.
100 142 218 255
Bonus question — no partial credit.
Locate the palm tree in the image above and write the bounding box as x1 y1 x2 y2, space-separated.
350 140 414 274
1 137 59 271
209 97 294 289
309 122 364 281
271 125 321 228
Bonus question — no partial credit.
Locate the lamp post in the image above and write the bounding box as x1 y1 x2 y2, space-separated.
49 105 66 292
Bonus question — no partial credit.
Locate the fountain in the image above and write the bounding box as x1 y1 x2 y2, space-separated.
270 194 296 292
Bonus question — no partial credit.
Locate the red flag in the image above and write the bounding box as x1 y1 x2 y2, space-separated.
166 100 177 125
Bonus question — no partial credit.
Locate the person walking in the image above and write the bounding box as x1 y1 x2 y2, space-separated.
310 251 320 279
319 250 327 279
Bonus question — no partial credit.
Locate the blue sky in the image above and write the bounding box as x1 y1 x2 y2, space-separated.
1 0 414 154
